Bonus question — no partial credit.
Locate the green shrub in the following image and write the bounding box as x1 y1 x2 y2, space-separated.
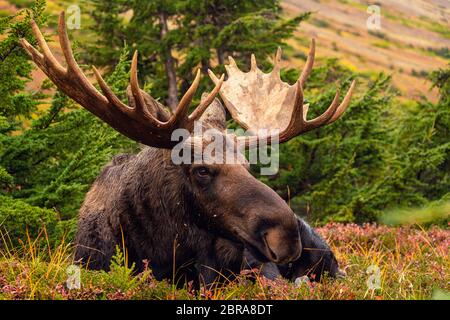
0 195 58 246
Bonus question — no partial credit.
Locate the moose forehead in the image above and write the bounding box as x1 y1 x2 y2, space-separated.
171 128 250 167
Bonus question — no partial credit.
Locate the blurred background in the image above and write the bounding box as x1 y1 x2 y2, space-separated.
2 0 448 99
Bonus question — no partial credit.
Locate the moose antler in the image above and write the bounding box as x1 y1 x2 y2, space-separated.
208 40 355 147
20 11 224 148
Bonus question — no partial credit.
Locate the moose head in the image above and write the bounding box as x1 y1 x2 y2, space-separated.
20 12 355 277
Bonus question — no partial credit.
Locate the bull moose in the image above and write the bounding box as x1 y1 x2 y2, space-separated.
21 12 354 286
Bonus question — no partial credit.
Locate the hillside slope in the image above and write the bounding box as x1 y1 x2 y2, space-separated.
283 0 449 101
2 0 449 100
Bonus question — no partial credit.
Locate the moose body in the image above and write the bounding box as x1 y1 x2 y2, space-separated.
22 12 354 287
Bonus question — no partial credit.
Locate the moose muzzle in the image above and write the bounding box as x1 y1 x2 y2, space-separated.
262 224 302 264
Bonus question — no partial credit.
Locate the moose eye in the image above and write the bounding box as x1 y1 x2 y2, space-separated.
194 167 211 178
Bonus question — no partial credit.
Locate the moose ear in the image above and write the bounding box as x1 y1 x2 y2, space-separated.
198 92 227 131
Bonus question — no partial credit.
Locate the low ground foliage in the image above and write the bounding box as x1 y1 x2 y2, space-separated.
0 223 448 300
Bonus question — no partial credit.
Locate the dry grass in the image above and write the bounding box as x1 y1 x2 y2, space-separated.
0 223 448 300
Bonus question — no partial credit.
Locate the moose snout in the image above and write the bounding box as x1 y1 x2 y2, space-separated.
262 226 302 264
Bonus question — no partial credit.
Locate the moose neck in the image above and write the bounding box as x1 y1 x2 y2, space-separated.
116 147 219 277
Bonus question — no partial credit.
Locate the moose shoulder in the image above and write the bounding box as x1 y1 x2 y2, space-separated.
21 12 355 286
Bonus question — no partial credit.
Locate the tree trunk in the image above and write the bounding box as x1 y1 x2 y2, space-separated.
201 58 211 74
217 47 226 66
159 12 178 112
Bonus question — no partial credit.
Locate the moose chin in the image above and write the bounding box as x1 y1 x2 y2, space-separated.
21 12 355 287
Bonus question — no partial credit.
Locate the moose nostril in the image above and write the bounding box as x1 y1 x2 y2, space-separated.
262 233 278 261
261 227 301 264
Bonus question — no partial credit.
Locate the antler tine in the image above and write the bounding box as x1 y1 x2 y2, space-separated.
298 39 315 88
130 51 145 114
128 51 165 126
275 47 282 63
282 81 356 139
189 73 225 123
228 56 238 67
303 104 310 119
225 56 242 76
305 88 341 129
20 38 44 64
250 54 257 72
58 12 81 73
327 80 356 124
208 69 221 85
30 19 65 74
175 69 201 118
272 47 282 76
59 11 119 108
154 69 202 130
92 66 130 111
